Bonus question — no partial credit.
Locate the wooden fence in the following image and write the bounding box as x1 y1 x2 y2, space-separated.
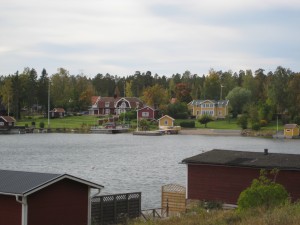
161 184 186 215
91 192 141 225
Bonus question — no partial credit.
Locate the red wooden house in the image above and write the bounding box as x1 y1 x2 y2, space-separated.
0 116 16 128
89 96 144 115
182 149 300 205
0 170 104 225
137 106 156 120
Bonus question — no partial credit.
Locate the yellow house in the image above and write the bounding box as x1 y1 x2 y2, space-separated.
284 124 300 138
158 115 175 129
188 100 229 119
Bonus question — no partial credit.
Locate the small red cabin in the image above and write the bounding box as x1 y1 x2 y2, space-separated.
0 170 104 225
137 106 155 120
182 149 300 205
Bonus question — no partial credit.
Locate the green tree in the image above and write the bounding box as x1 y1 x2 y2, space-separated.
167 102 189 119
226 87 252 117
237 114 248 129
142 84 169 108
198 114 213 128
238 169 289 212
0 76 13 115
203 69 221 99
37 69 49 114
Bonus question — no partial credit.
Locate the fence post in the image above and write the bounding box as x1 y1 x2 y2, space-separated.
114 195 117 224
100 197 103 225
166 198 169 217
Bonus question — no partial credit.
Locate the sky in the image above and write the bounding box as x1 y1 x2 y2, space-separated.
1 0 300 77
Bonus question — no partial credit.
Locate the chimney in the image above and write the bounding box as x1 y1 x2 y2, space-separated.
264 148 268 155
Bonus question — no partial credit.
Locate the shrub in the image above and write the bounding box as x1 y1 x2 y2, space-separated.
238 169 289 212
180 121 195 128
259 120 268 127
237 114 248 129
252 123 261 131
39 122 45 128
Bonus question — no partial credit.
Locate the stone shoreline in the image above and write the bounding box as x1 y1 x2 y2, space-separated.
179 128 241 136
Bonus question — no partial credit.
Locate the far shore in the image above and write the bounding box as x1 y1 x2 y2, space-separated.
179 128 241 136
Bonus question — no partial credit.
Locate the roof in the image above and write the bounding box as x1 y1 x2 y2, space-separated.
0 116 16 122
158 115 175 121
189 99 229 107
0 170 104 196
52 108 65 113
284 124 299 129
182 149 300 170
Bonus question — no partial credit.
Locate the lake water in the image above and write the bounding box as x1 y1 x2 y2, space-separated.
0 133 299 208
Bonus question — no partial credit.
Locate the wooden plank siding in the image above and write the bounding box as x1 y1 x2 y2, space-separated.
188 164 300 204
28 179 89 225
0 195 21 225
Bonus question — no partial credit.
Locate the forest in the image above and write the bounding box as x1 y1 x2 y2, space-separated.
0 66 300 125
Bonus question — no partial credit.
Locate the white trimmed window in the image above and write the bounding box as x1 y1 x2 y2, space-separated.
142 112 149 117
105 102 109 107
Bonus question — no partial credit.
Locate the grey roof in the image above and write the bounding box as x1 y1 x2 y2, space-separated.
182 149 300 170
0 170 104 196
189 99 229 107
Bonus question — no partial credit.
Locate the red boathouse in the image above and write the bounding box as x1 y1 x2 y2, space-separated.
182 149 300 205
0 170 104 225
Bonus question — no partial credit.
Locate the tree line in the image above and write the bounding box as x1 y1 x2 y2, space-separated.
0 66 299 124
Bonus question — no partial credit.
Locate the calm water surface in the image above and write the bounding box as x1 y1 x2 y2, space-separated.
0 133 299 208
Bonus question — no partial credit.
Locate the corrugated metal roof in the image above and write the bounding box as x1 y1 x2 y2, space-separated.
182 149 300 170
0 170 104 196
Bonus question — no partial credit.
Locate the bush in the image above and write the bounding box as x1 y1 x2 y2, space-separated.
180 121 195 128
238 169 289 212
39 122 45 128
252 123 261 131
237 114 248 129
259 120 268 127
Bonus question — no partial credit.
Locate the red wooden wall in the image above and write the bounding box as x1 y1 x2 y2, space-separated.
28 179 89 225
0 195 21 225
187 164 300 204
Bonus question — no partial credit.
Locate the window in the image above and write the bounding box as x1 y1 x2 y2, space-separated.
142 112 149 117
105 102 109 107
164 120 168 125
0 122 4 126
286 129 291 132
105 109 110 114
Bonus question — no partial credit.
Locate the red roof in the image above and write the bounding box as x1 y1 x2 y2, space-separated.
53 108 65 113
0 116 16 122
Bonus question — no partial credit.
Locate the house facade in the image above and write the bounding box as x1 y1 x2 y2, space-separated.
284 124 299 138
89 96 144 116
182 149 300 205
188 100 229 119
0 170 104 225
158 115 174 129
49 108 65 118
0 116 16 128
137 106 155 120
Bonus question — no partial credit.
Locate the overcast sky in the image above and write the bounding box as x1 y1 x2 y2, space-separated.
1 0 300 77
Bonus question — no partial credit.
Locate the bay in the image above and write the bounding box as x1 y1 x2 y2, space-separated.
0 133 299 208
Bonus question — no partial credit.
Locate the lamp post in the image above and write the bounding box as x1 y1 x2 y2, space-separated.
48 79 50 129
136 102 139 131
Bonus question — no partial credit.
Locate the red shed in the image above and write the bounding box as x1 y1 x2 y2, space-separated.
182 149 300 205
0 170 104 225
137 106 155 120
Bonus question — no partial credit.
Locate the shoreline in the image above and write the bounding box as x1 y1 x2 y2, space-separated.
179 128 241 136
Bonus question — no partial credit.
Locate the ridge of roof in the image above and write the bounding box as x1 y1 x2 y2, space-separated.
182 149 300 170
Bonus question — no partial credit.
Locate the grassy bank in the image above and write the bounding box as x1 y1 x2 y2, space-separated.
16 115 283 132
129 203 300 225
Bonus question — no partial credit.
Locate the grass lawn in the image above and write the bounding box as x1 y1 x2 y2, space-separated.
17 115 100 129
17 115 284 132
